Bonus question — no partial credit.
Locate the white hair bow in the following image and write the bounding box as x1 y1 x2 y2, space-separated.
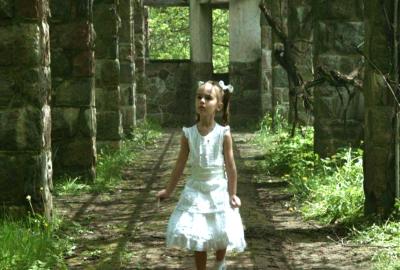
218 80 234 93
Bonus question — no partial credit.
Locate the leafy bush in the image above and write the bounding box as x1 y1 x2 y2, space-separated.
254 116 364 224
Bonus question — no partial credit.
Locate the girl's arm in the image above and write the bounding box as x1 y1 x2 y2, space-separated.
157 134 189 199
223 130 241 208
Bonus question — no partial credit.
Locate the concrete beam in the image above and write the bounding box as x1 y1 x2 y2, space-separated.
143 0 188 6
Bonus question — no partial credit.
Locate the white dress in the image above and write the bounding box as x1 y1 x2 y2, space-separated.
166 123 246 252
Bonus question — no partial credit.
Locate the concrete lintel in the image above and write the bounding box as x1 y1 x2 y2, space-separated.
143 0 189 6
200 0 229 8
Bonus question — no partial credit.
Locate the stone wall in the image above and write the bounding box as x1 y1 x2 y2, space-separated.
313 0 364 157
146 60 192 125
119 0 136 134
50 0 96 180
134 0 147 121
270 0 289 120
94 0 123 150
288 0 312 125
260 14 273 117
363 0 397 216
0 0 53 218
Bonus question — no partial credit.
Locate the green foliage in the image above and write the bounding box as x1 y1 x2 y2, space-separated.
0 214 68 270
254 114 364 224
148 7 190 59
55 121 162 195
351 200 400 269
212 9 229 73
148 7 229 73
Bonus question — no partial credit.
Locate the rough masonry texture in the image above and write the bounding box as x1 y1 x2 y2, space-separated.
312 0 364 157
119 0 137 134
50 0 97 180
288 0 312 124
146 60 192 125
134 0 147 121
94 0 123 150
363 0 397 216
0 0 53 218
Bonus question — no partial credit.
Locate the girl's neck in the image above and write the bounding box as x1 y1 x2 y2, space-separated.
197 116 215 128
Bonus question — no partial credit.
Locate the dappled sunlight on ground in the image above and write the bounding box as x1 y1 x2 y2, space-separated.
55 130 374 269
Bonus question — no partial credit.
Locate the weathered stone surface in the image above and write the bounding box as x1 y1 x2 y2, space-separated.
93 3 119 37
50 0 96 181
15 0 49 19
96 111 123 140
0 0 52 218
0 106 47 151
313 0 363 20
0 150 52 215
73 50 95 77
52 138 96 179
96 88 121 110
0 25 14 65
363 0 396 216
52 78 95 107
0 0 13 18
316 21 364 55
146 60 191 125
312 0 364 157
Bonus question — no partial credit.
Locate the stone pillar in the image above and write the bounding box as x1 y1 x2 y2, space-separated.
260 13 273 117
229 0 262 126
134 0 147 122
288 0 312 124
0 0 52 218
363 0 397 216
313 0 364 157
119 0 136 134
189 0 213 123
50 1 96 181
94 0 123 149
270 0 289 121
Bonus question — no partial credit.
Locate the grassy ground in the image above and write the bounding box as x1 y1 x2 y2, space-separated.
0 122 161 270
253 114 400 269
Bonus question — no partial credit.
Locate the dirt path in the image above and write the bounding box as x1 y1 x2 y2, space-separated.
56 130 373 269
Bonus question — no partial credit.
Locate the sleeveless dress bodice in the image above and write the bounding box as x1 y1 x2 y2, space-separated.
176 124 230 213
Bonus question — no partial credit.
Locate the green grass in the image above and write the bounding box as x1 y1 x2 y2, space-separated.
54 121 162 195
253 113 400 268
0 214 69 270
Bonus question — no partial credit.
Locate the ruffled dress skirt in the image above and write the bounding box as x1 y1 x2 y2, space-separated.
166 171 246 252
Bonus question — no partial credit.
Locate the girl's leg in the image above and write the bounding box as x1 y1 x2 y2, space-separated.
215 249 227 269
215 248 226 261
194 251 207 270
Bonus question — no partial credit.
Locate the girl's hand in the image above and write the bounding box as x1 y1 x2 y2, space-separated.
156 189 170 200
230 195 241 208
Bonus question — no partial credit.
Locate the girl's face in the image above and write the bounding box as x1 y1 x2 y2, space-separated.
196 83 222 118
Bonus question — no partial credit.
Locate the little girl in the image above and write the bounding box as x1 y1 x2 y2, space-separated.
156 80 246 270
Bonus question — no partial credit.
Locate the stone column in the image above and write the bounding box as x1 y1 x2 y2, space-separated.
0 0 52 218
94 0 123 149
288 0 312 124
190 0 213 122
229 0 262 126
260 13 273 117
270 0 289 122
313 0 364 157
50 0 96 181
134 0 147 122
363 0 397 216
119 0 136 134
